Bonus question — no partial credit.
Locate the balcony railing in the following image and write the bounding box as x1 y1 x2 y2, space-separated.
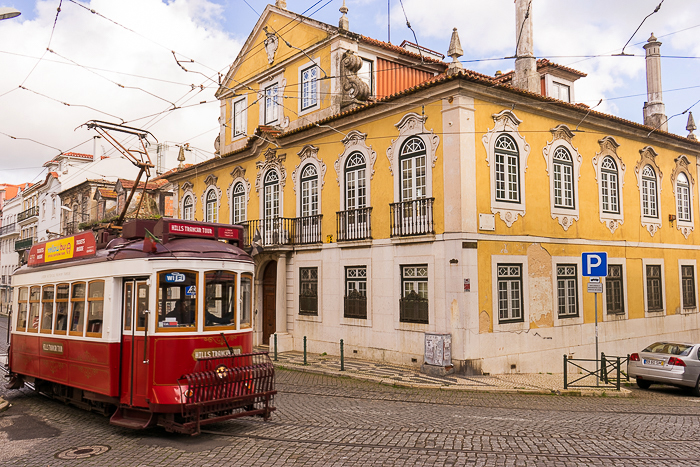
242 215 323 248
17 206 39 223
399 292 429 324
344 290 367 319
336 207 372 242
390 198 435 237
0 223 18 236
15 237 34 252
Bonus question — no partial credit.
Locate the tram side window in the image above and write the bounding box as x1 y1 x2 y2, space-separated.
70 282 86 336
87 281 105 337
240 274 252 329
16 287 28 331
124 282 133 331
28 286 40 332
54 284 69 334
158 271 197 329
204 271 236 328
41 285 55 333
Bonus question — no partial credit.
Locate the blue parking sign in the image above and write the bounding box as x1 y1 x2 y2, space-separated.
582 252 608 277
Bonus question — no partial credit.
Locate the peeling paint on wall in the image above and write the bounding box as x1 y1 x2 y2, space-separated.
479 310 491 333
527 243 554 328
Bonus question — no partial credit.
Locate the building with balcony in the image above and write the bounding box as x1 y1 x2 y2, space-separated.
166 1 700 374
0 184 29 311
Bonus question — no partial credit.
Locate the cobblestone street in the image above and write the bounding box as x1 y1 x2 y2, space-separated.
2 316 700 466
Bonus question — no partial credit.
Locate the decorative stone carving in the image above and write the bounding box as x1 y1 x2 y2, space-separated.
292 145 327 194
181 181 193 193
635 146 663 237
542 124 581 231
671 154 695 239
592 136 626 233
386 113 440 175
340 50 370 107
228 166 251 216
263 27 278 65
255 148 287 193
482 110 531 227
334 130 377 186
204 174 218 187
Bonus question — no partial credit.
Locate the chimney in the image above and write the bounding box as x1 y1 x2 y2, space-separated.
93 135 102 159
513 0 539 93
643 33 667 131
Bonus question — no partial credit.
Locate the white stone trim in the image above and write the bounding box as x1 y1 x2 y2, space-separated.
678 259 698 314
542 125 581 231
180 182 196 221
671 155 695 238
551 256 584 327
602 258 628 322
227 166 251 224
291 145 327 217
339 257 372 328
258 71 289 129
334 130 377 211
491 254 529 333
635 146 663 237
256 148 286 220
297 58 321 117
482 110 531 227
201 177 222 223
642 258 666 316
386 112 439 202
394 255 435 332
230 94 248 143
294 258 323 323
592 136 626 233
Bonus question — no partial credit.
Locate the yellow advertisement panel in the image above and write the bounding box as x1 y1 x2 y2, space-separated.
45 237 75 262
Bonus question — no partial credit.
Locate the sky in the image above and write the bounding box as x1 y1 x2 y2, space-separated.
1 0 700 186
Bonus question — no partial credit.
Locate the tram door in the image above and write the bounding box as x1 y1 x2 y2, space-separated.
120 279 150 407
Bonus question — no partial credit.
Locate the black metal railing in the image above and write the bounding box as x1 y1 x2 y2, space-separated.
563 353 627 390
390 198 434 237
399 292 429 324
299 290 318 316
14 237 34 251
344 290 367 319
0 223 17 236
601 353 630 386
337 207 372 242
17 206 38 222
242 215 323 248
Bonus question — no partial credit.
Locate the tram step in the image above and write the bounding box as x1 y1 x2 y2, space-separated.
110 407 156 430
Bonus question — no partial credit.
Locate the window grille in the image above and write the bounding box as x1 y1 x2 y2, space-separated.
299 267 318 315
400 265 428 323
344 266 367 319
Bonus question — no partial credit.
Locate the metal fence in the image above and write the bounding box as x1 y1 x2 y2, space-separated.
563 353 628 390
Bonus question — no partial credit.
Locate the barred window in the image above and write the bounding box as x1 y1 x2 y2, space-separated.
682 265 696 309
605 265 624 315
494 134 520 203
556 264 578 317
497 264 523 323
400 265 428 324
344 266 367 319
646 264 663 311
299 267 318 315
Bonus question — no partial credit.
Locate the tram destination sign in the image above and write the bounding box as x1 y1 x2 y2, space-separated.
154 218 244 247
168 221 215 237
28 232 96 267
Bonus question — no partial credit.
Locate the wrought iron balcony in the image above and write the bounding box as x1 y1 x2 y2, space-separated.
0 223 18 237
15 237 34 252
17 206 38 223
390 198 435 237
399 291 429 324
242 215 323 248
336 207 372 242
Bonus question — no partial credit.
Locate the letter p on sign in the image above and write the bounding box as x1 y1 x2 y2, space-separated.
582 252 608 277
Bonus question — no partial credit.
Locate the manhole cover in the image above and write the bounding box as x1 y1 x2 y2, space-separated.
55 445 111 459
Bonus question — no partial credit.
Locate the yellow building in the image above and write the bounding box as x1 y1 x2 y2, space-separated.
168 1 700 374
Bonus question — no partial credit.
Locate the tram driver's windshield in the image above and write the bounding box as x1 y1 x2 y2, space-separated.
158 271 197 329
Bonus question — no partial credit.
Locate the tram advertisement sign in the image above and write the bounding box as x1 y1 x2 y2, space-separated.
168 222 215 237
28 232 96 266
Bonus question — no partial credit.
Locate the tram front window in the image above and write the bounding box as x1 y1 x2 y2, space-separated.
158 271 197 329
16 287 28 331
70 282 86 336
41 285 54 333
204 271 236 328
54 284 69 334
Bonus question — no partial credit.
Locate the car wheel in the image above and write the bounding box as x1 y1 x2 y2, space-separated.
692 377 700 397
636 378 652 389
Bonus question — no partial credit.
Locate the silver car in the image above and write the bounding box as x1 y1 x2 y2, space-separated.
628 342 700 395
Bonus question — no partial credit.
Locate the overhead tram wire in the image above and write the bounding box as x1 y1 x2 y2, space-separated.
18 86 125 123
615 0 665 56
397 0 424 63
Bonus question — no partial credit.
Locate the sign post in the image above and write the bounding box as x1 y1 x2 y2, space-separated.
582 252 608 386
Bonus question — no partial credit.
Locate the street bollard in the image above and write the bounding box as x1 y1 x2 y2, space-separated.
601 352 607 384
563 354 568 389
303 336 307 365
616 356 621 391
340 339 345 371
274 333 278 361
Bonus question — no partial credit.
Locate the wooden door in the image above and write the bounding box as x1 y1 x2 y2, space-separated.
262 261 277 345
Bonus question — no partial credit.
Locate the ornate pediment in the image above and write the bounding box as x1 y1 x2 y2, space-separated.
255 149 287 192
491 109 522 133
181 181 193 192
204 174 218 187
671 155 695 186
335 130 377 185
292 145 327 193
387 113 440 175
549 124 575 145
230 166 246 180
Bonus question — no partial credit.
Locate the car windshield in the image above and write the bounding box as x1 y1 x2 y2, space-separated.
642 342 693 356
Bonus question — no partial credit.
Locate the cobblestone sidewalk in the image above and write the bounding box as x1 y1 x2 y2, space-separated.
261 348 632 396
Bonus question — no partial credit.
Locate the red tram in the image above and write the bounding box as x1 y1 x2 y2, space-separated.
5 218 275 434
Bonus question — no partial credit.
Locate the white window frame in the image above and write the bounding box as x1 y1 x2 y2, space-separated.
204 188 218 223
295 258 323 324
544 74 575 102
263 169 280 220
182 194 194 220
483 110 530 227
300 163 319 218
642 258 665 316
298 59 320 116
339 256 372 327
231 182 247 224
180 186 196 221
394 254 434 331
678 259 698 314
551 256 583 326
491 255 529 333
334 130 376 212
603 259 628 321
231 96 247 141
228 168 250 226
359 57 374 97
593 137 627 234
292 145 326 218
671 155 695 238
543 125 581 231
263 82 279 125
635 147 663 237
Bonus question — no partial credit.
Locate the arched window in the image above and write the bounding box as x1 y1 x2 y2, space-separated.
552 146 574 208
205 190 218 223
183 195 193 220
600 156 619 214
676 172 691 222
345 151 366 212
642 165 658 218
231 182 246 224
300 164 319 217
264 170 280 220
494 134 519 202
399 136 427 201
